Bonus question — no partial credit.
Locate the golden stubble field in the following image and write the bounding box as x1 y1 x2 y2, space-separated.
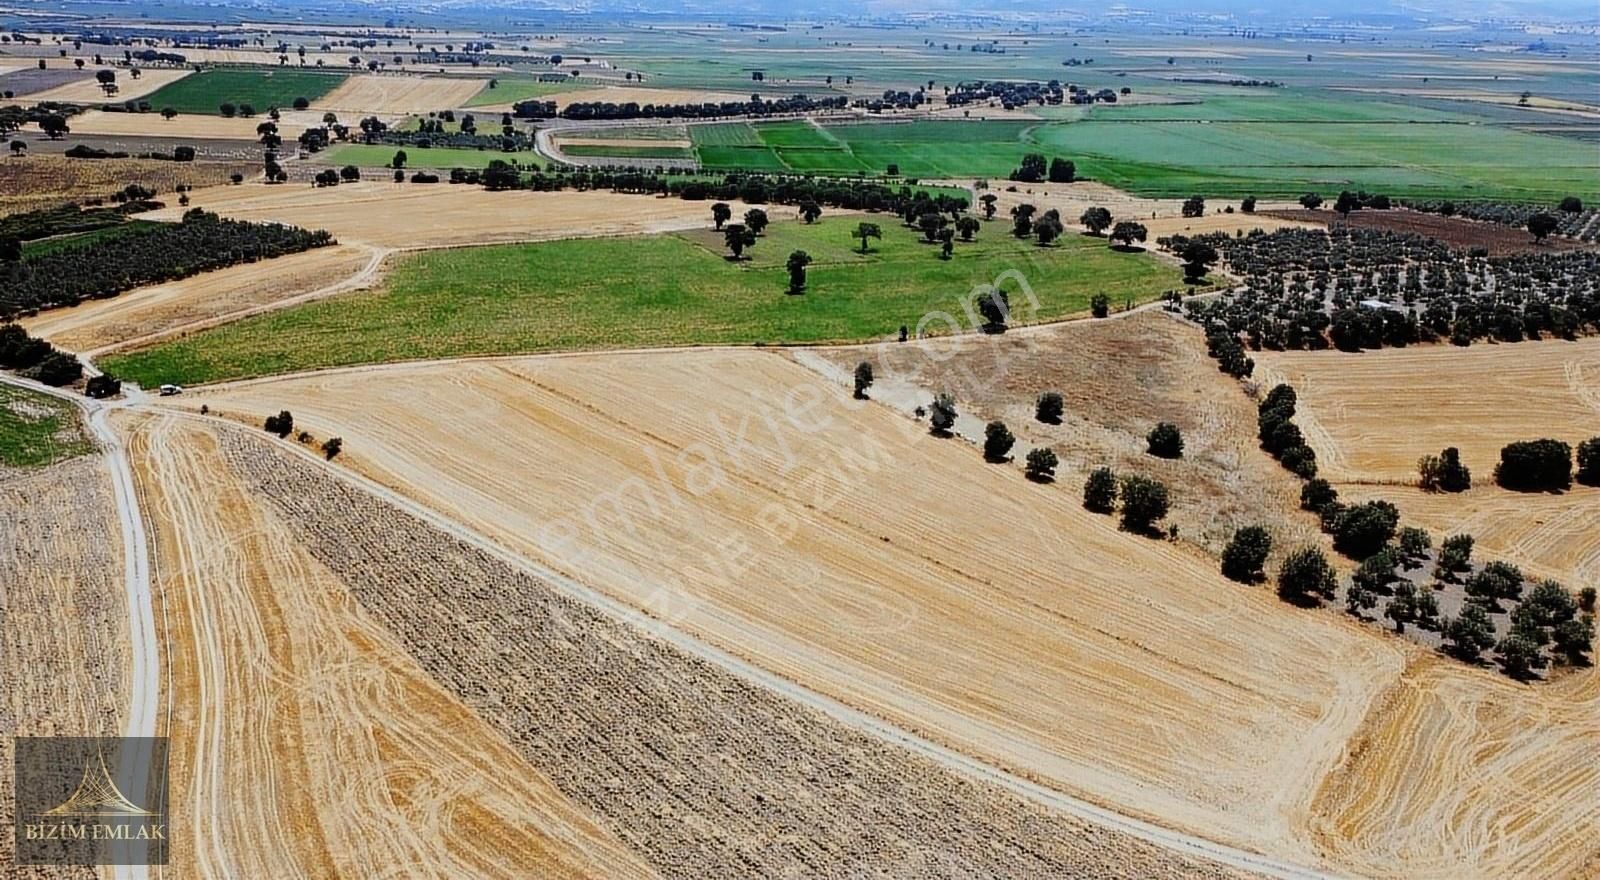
1255 339 1600 585
170 345 1600 877
137 180 760 248
121 411 651 879
316 74 487 114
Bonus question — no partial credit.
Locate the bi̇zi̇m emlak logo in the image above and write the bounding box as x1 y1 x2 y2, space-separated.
13 737 168 866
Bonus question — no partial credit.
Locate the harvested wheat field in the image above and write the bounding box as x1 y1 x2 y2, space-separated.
183 348 1409 868
24 67 192 103
122 411 651 879
1309 656 1599 880
963 180 1305 236
0 456 127 871
23 244 378 353
316 74 486 114
0 156 254 216
46 109 313 141
803 310 1320 560
138 181 760 248
202 411 1250 880
1255 338 1600 484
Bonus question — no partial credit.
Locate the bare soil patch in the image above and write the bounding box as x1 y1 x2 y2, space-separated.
316 74 486 114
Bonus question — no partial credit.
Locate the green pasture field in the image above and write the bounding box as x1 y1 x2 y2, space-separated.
101 216 1182 385
561 143 696 159
0 385 91 469
141 68 348 115
318 144 544 170
462 77 574 107
21 221 161 258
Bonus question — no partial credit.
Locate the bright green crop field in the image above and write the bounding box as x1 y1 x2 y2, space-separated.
101 216 1183 385
141 68 349 115
462 77 575 107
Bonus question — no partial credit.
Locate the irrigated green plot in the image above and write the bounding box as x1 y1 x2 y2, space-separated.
21 221 161 258
101 216 1183 385
463 77 574 107
689 122 763 146
318 144 543 170
141 68 348 115
697 144 791 171
0 385 91 468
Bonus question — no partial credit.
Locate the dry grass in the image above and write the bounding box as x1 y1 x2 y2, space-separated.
0 457 126 877
181 348 1405 866
805 310 1322 560
43 109 320 140
316 74 486 114
137 180 757 248
22 244 376 353
1254 338 1600 484
123 411 650 879
958 180 1308 239
24 68 193 103
0 156 254 216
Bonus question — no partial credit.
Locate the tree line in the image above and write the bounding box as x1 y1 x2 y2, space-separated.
513 93 850 121
0 209 333 319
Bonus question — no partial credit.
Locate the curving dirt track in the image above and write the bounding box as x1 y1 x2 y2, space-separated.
137 181 759 249
22 245 379 354
122 411 650 879
180 348 1407 869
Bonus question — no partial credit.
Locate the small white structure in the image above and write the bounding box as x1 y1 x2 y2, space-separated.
159 384 183 396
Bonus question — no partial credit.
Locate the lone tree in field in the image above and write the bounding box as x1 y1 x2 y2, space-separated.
975 288 1010 332
1527 212 1558 243
1577 437 1600 486
1179 240 1218 283
983 421 1015 462
1036 391 1064 424
321 437 343 460
1090 293 1110 318
1299 193 1324 210
1494 439 1572 491
723 223 756 259
1221 526 1272 583
391 149 407 168
799 199 822 224
1240 196 1257 213
1047 157 1075 183
1277 546 1337 605
1334 190 1360 218
1181 195 1205 218
1146 422 1183 459
711 202 731 229
1079 206 1112 235
929 393 958 436
1025 447 1058 482
1083 466 1117 513
853 221 882 254
979 193 998 220
1010 203 1035 238
1033 214 1064 246
1418 446 1471 492
744 208 769 236
853 362 873 399
956 215 980 241
1109 221 1147 249
1118 475 1170 535
939 227 954 260
264 410 295 438
785 250 811 294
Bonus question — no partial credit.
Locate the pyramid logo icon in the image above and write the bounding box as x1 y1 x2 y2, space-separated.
38 748 156 818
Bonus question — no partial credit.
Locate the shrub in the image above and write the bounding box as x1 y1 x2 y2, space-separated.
1220 526 1271 583
983 421 1015 462
1090 293 1109 318
1418 447 1471 492
1035 391 1063 424
1577 437 1600 486
1329 500 1400 559
1300 478 1338 513
1581 586 1597 613
1025 447 1058 482
1278 546 1337 605
263 410 294 438
928 393 957 435
1083 467 1117 513
321 437 343 460
1494 439 1572 491
852 362 873 399
1146 422 1183 459
1117 475 1170 534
